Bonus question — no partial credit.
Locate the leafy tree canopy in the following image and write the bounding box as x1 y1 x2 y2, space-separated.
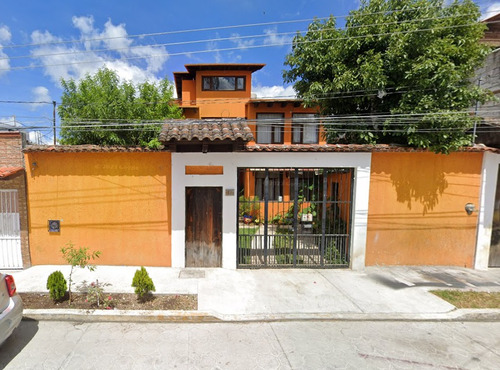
58 68 182 147
283 0 493 152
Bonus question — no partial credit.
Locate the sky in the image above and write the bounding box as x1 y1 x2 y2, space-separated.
0 0 499 144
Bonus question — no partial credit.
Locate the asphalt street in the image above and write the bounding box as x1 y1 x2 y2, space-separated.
1 320 499 369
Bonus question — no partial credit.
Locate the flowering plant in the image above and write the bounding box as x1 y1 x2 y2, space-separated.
78 279 113 309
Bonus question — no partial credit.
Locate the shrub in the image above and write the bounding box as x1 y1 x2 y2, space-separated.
131 266 156 300
272 229 303 265
46 271 67 302
324 240 347 265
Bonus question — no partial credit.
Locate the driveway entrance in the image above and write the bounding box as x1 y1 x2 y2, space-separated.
237 168 353 268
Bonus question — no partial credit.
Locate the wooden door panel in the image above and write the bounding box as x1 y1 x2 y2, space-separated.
186 187 222 267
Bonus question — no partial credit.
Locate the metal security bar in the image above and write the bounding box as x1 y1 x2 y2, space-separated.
237 168 353 268
0 190 23 269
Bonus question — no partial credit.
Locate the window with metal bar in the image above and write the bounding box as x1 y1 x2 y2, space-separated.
256 113 284 144
292 113 318 144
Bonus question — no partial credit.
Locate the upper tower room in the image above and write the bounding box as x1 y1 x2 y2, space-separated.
173 64 265 119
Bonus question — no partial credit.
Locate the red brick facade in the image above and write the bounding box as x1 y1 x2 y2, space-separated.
0 131 24 167
0 131 31 268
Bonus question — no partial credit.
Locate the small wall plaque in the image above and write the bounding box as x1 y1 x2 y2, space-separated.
48 220 60 233
225 189 235 196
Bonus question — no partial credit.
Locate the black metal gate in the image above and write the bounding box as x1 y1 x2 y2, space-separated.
237 167 354 268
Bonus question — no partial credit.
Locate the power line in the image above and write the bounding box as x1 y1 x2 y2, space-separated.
0 3 472 51
0 79 476 107
0 20 487 72
21 109 500 127
0 17 328 51
0 100 53 104
0 12 483 63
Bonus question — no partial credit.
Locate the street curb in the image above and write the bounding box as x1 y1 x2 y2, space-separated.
23 309 221 323
22 308 500 323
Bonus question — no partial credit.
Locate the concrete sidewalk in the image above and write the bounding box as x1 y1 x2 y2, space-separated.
9 265 500 322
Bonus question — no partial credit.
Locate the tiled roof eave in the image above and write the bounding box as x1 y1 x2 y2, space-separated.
0 166 24 178
160 119 254 143
243 143 500 153
23 145 159 153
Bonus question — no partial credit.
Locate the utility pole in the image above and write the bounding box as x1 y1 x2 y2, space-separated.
52 101 56 145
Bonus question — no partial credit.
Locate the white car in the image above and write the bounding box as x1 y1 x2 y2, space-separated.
0 273 23 346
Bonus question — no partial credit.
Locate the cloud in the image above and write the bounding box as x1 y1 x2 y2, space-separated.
252 85 296 98
27 130 48 145
230 33 255 50
0 25 11 77
0 116 20 129
482 3 500 20
262 27 292 47
30 86 52 110
72 16 95 36
0 25 11 42
30 16 169 86
207 38 223 63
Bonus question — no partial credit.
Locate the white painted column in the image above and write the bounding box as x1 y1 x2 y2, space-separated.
475 151 500 269
350 165 371 270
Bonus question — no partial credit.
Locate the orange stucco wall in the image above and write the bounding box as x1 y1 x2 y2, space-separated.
24 152 172 266
366 152 483 267
182 80 195 104
195 70 251 118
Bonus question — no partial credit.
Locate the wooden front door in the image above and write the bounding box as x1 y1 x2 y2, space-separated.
185 187 222 267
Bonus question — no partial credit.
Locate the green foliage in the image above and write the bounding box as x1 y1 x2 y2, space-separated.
324 240 348 265
238 227 259 249
58 68 182 146
238 196 260 218
238 227 259 264
131 266 156 299
313 202 348 235
283 0 493 153
61 242 101 304
276 185 316 225
46 270 67 302
272 229 304 264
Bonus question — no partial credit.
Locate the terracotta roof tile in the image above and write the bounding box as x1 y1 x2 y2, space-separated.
159 119 254 142
244 143 500 153
23 145 156 153
0 166 24 178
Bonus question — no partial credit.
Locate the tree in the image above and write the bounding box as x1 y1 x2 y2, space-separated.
61 242 101 304
58 68 182 147
283 0 493 153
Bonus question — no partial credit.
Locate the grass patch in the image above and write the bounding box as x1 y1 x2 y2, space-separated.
239 226 258 249
431 290 500 308
239 226 259 236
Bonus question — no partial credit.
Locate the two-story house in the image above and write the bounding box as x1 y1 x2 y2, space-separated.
22 63 498 271
173 63 322 146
